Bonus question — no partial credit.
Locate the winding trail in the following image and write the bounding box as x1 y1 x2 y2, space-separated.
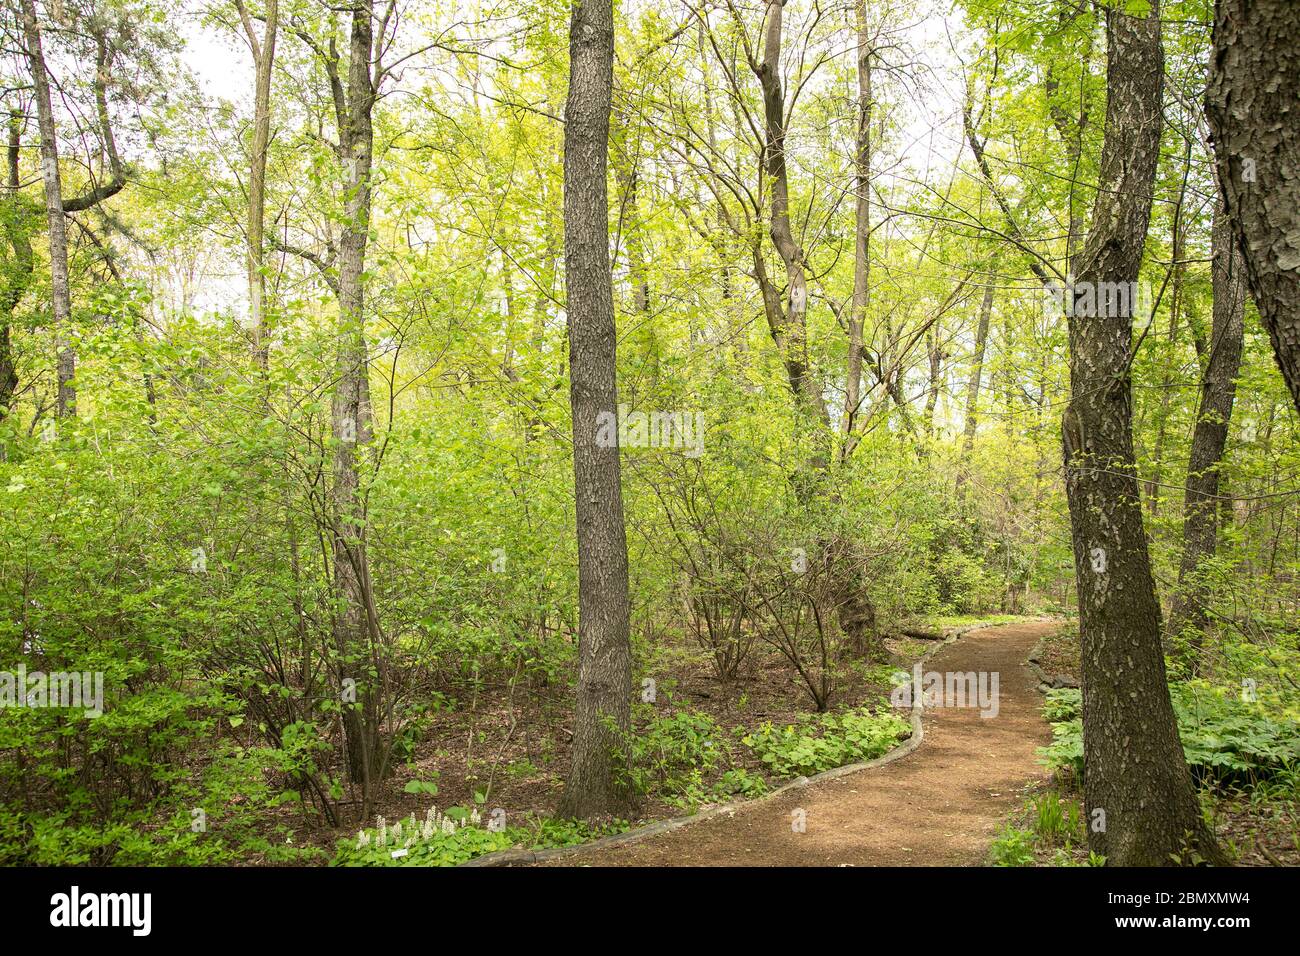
546 620 1056 866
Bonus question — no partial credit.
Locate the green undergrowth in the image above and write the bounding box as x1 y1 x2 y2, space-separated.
331 806 628 867
988 790 1105 867
740 707 911 778
622 703 911 812
1039 684 1300 784
1000 673 1300 866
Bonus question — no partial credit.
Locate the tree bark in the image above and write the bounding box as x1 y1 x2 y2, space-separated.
236 0 278 367
614 159 657 392
1205 0 1300 417
19 0 75 418
1165 203 1247 667
1061 0 1225 866
841 3 871 459
557 0 634 821
1 109 32 428
1147 171 1190 517
923 325 942 435
755 0 827 428
304 0 381 790
956 284 993 490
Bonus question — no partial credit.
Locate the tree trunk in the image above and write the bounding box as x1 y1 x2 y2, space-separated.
330 1 380 789
19 0 75 418
236 0 278 368
923 326 942 435
1 109 32 428
756 0 827 428
557 0 634 821
841 3 871 459
614 160 657 392
1205 0 1300 416
957 284 994 490
1165 203 1247 667
1061 0 1225 866
1147 177 1189 517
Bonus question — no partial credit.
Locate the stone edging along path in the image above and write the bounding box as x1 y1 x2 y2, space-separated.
462 618 1056 867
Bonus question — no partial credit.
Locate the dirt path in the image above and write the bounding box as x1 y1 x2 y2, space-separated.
545 620 1056 866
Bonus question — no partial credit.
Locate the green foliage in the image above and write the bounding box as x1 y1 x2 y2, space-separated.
1030 791 1084 845
1173 682 1300 777
989 825 1036 866
989 790 1087 866
741 706 911 779
403 777 440 796
1038 683 1300 782
330 808 628 867
1 737 320 866
622 709 768 810
1042 687 1082 722
1039 717 1085 778
625 709 723 795
4 0 1297 871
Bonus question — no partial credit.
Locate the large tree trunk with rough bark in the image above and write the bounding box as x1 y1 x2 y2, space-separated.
1061 0 1225 867
19 0 75 419
1205 0 1300 416
557 0 634 821
1165 204 1247 668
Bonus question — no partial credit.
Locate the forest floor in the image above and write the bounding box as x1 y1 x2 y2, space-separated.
534 620 1056 866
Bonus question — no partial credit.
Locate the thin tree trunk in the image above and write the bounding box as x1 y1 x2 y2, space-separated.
956 284 993 490
19 0 75 418
557 0 633 821
1165 203 1247 667
236 0 278 368
1205 0 1300 416
756 0 827 428
841 3 871 459
327 0 379 790
614 161 656 391
1061 0 1225 866
923 325 942 435
1 109 32 429
1148 179 1188 517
